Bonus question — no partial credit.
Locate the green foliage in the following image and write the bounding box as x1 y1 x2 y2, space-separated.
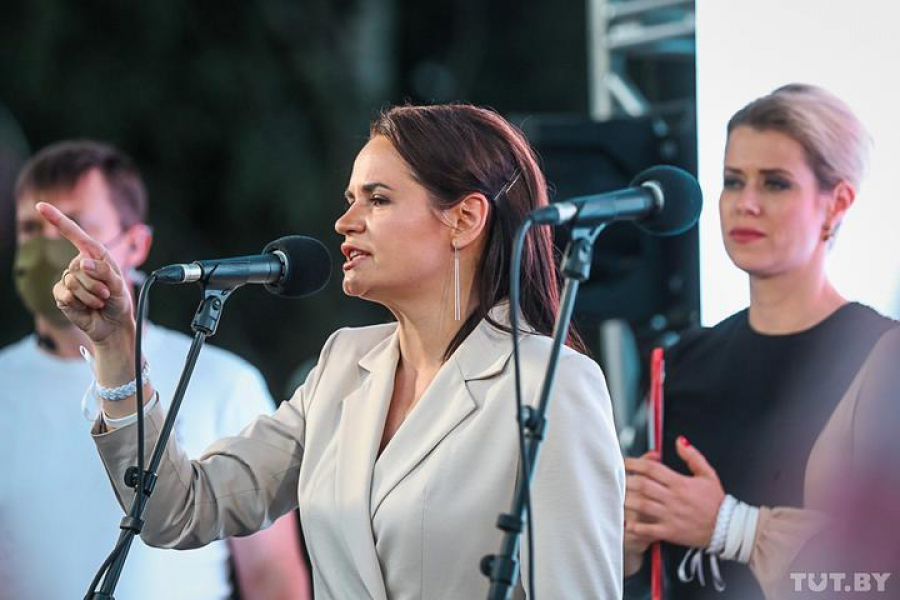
0 0 589 397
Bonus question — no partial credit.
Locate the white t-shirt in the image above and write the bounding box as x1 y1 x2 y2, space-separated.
0 324 276 600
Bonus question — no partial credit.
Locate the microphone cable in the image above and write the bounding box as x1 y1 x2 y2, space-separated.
84 273 157 599
509 216 536 600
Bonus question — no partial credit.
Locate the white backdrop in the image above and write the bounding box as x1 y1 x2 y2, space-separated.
695 0 900 324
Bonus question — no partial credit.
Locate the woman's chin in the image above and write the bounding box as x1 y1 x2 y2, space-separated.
733 259 783 280
726 249 771 277
342 277 369 298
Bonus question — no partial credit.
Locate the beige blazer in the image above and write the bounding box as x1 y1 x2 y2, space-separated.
93 312 625 599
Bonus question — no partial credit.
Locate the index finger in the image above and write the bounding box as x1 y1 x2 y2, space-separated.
36 202 109 261
624 456 683 487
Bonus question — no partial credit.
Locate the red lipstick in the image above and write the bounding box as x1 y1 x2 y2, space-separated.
728 227 765 243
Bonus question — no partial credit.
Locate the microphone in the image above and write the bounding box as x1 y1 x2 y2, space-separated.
529 165 702 235
152 235 332 298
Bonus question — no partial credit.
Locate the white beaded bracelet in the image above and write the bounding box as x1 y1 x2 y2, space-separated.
80 346 150 402
96 361 150 401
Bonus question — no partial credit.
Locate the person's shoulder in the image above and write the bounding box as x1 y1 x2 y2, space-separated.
846 325 900 457
324 321 398 358
860 327 900 381
668 309 747 365
147 325 274 421
874 325 900 348
514 334 614 426
517 331 602 377
145 324 193 351
147 324 261 378
0 335 39 368
700 309 748 340
814 303 898 359
834 302 898 335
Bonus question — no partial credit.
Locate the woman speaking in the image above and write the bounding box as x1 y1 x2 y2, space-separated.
43 104 625 599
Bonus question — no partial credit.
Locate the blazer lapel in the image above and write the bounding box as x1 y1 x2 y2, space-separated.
370 358 476 514
334 331 399 600
370 316 515 515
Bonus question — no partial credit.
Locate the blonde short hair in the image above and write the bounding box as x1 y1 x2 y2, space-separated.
727 84 871 191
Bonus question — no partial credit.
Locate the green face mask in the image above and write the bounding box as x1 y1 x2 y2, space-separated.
13 237 79 327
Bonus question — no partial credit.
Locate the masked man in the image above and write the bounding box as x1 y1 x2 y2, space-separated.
0 140 310 600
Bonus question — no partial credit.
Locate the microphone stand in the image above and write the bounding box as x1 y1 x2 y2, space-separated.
89 285 235 599
481 223 606 600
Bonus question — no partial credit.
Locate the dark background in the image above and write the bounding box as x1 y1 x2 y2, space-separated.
0 0 697 400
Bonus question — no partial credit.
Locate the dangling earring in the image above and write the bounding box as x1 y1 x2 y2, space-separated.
453 239 461 321
822 224 833 242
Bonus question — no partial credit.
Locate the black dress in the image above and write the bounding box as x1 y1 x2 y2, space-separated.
625 302 896 600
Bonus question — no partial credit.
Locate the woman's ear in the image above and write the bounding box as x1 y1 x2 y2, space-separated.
824 180 856 233
449 193 490 249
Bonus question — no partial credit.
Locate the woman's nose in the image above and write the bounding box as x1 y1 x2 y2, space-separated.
733 189 761 215
335 202 365 235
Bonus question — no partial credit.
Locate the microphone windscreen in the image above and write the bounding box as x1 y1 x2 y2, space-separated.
631 165 702 236
262 235 332 298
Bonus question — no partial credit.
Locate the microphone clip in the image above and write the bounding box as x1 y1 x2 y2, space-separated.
191 285 237 336
562 222 608 280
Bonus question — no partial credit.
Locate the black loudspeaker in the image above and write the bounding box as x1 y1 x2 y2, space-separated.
521 110 701 341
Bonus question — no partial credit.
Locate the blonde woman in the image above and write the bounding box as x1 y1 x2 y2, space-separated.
623 84 897 599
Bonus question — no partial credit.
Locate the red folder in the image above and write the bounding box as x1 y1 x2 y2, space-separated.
649 347 665 600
